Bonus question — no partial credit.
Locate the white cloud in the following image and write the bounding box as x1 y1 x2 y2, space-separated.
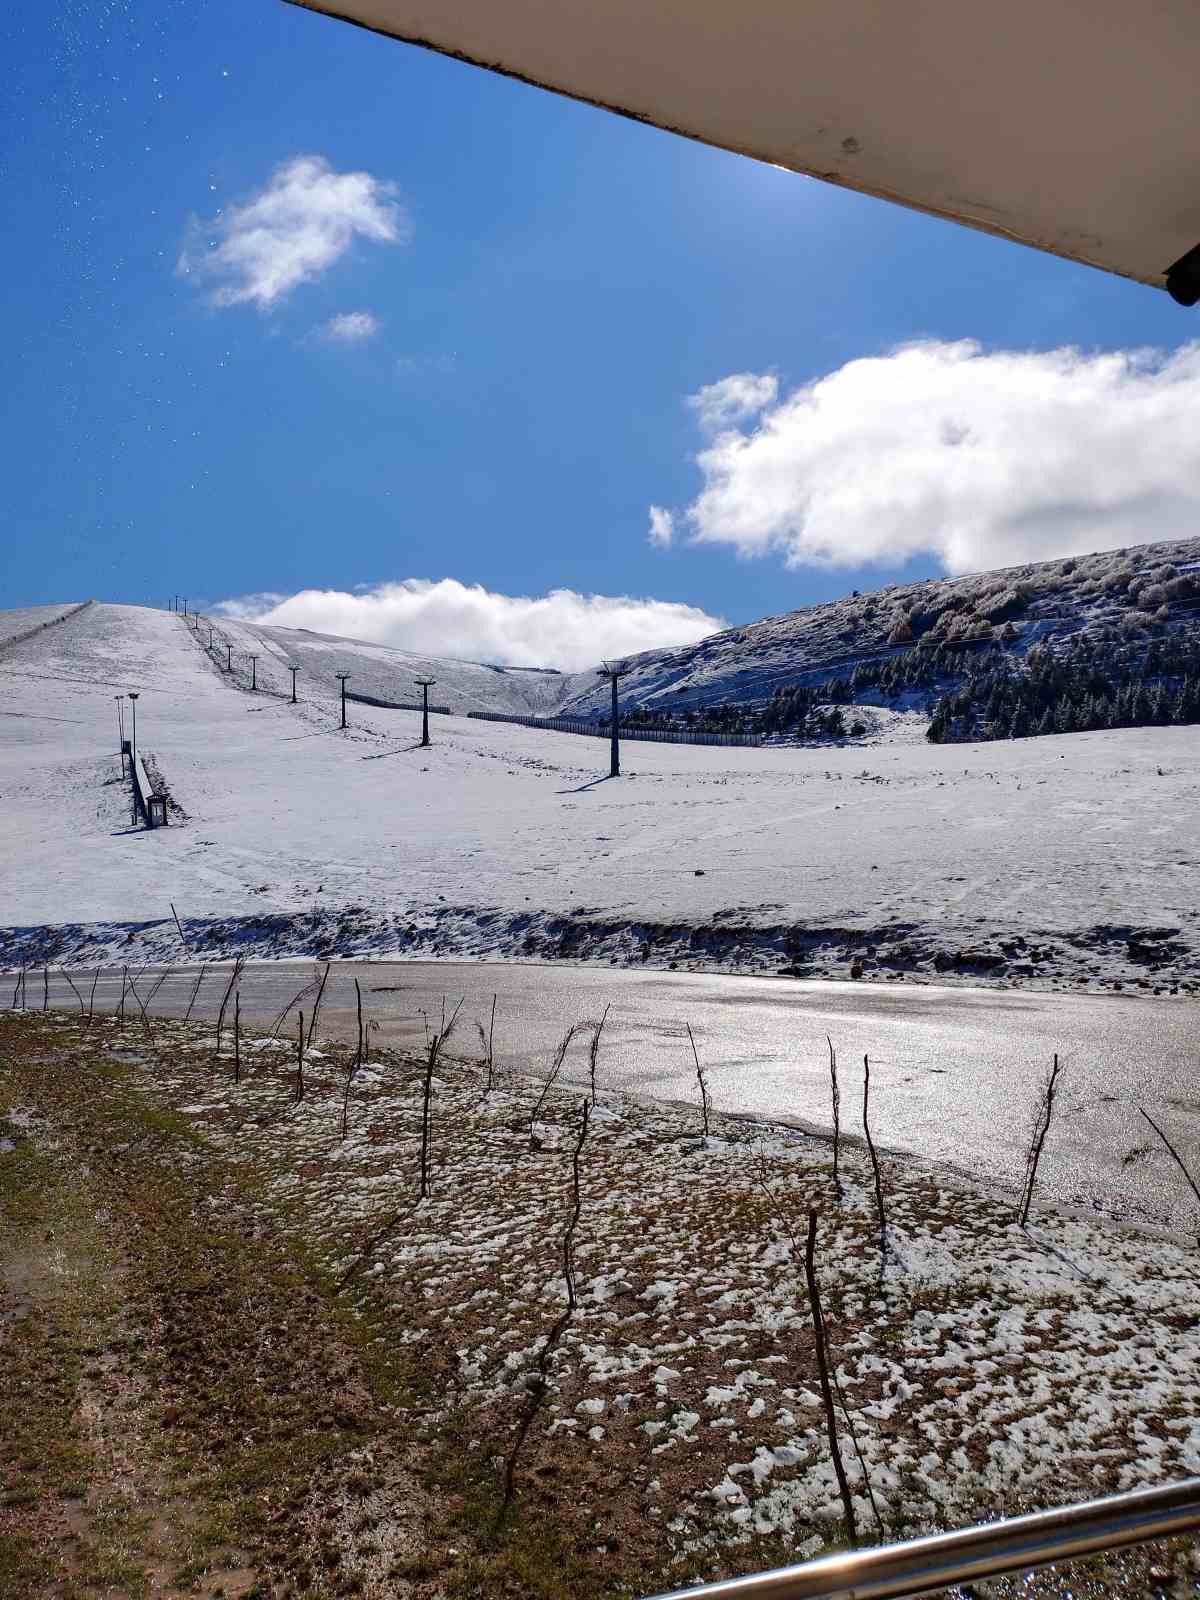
178 155 405 310
320 311 380 343
647 505 675 549
664 341 1200 574
214 579 724 672
687 372 778 432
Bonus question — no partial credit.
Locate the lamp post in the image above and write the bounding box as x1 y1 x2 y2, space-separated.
207 625 214 649
336 673 350 729
225 641 232 673
248 654 258 691
415 678 437 747
596 660 632 778
289 665 299 704
128 692 140 823
115 696 125 769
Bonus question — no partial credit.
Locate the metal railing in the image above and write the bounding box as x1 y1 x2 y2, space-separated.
643 1479 1200 1600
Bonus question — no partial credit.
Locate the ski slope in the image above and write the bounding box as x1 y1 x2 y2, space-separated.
3 600 1200 991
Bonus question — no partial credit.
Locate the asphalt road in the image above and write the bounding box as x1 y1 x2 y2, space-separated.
20 959 1200 1234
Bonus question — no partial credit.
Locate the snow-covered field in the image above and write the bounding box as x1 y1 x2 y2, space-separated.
3 601 1200 991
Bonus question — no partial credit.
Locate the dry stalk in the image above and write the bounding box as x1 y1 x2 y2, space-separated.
233 993 241 1085
687 1022 711 1140
862 1055 887 1270
214 955 245 1055
806 1209 859 1546
268 971 319 1039
183 963 209 1024
589 1004 610 1106
497 1098 591 1532
419 999 463 1196
827 1035 842 1199
307 959 332 1048
87 968 101 1026
60 968 86 1017
755 1162 882 1535
529 1022 589 1144
342 980 366 1140
1137 1107 1200 1238
1018 1054 1062 1226
295 1010 305 1102
487 992 497 1090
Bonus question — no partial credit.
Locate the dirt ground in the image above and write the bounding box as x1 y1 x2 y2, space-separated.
2 1009 1197 1600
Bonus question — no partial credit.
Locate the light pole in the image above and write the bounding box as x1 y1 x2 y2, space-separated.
415 678 437 747
289 665 299 704
225 641 232 673
336 673 350 729
596 660 632 778
115 696 125 767
128 692 140 823
207 624 214 648
248 654 258 691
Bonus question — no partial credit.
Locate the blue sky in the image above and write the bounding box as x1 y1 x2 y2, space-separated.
4 0 1198 666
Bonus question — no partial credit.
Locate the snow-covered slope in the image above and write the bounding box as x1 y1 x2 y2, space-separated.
195 615 570 717
0 601 90 649
553 535 1200 719
3 600 1200 993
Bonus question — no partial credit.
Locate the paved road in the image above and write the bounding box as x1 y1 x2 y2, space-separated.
19 959 1200 1233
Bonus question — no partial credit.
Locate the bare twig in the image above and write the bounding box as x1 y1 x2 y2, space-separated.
497 1098 591 1532
295 1010 305 1101
307 960 332 1048
755 1164 881 1534
417 1001 464 1193
267 972 319 1039
233 993 241 1085
1138 1107 1200 1234
118 966 128 1027
87 968 100 1026
687 1022 711 1140
486 992 497 1090
343 981 365 1141
169 902 188 952
183 964 208 1024
805 1209 858 1546
1018 1055 1062 1226
827 1035 842 1199
529 1022 588 1144
589 1004 610 1106
214 956 245 1055
60 968 86 1017
862 1055 887 1269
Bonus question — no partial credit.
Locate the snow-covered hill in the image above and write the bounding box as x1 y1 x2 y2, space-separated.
191 534 1200 728
553 535 1200 719
2 598 1200 993
199 615 572 717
